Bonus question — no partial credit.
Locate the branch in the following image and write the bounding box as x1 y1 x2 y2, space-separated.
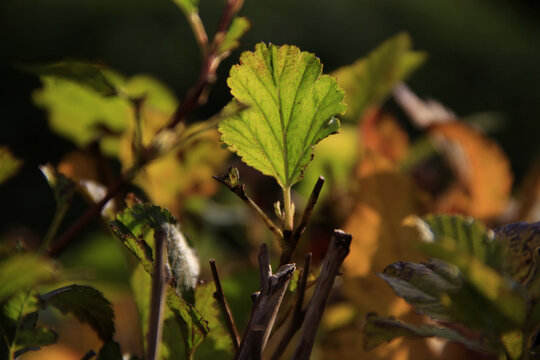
47 171 134 257
235 245 296 360
214 168 283 239
279 176 325 266
271 253 311 360
291 230 352 360
147 227 168 360
209 259 240 353
258 243 272 288
167 0 244 130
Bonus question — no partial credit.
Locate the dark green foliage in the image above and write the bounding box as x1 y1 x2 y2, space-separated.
38 285 115 342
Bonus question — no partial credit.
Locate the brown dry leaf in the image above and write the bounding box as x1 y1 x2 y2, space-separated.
361 107 410 164
429 122 512 221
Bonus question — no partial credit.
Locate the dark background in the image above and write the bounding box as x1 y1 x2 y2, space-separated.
1 0 540 235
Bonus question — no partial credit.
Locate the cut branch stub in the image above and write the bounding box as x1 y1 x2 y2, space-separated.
235 245 296 360
291 229 352 360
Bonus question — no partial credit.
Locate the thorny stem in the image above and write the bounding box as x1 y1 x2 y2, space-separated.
209 259 240 353
147 228 167 360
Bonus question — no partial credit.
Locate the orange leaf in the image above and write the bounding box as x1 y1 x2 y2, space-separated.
429 122 512 220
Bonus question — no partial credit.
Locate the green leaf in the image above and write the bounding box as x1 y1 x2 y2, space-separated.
23 61 118 96
0 254 56 303
378 259 461 321
218 17 251 55
38 284 115 341
220 43 346 188
166 287 209 357
33 74 130 156
411 214 503 270
332 32 425 122
173 0 199 15
0 147 22 185
130 265 151 351
97 340 123 360
1 292 57 357
111 203 200 298
193 283 233 360
363 313 490 352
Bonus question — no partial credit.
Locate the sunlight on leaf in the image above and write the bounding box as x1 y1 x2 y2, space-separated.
33 75 130 156
220 43 346 189
173 0 199 14
0 255 56 303
332 33 425 122
218 17 251 55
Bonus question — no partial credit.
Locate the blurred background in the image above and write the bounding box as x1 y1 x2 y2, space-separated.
1 0 540 237
1 0 539 358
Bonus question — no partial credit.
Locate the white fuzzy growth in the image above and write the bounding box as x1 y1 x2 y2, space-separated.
163 223 200 293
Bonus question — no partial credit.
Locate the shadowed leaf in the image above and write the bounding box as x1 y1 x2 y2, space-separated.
38 284 115 341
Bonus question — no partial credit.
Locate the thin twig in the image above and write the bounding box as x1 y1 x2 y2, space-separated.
280 177 325 266
291 230 352 360
147 227 167 360
47 171 134 257
271 253 311 360
167 0 243 130
235 245 296 360
214 168 283 239
209 259 240 353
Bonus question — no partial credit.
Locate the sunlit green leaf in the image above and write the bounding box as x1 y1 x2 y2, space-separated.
0 255 56 303
218 17 251 55
33 75 130 156
220 43 346 189
363 313 490 352
24 61 118 96
332 32 425 122
38 284 115 341
0 147 22 184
